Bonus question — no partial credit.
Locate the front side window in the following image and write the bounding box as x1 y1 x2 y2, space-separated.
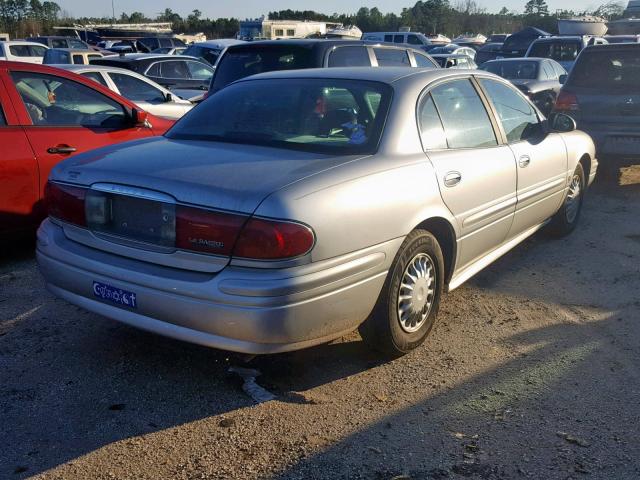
9 45 31 57
159 38 172 48
69 39 87 49
186 61 214 81
374 48 410 67
328 46 371 67
110 72 165 103
167 79 391 155
146 63 161 77
407 34 421 45
29 45 47 57
10 71 127 128
384 34 393 42
418 94 447 150
275 29 284 36
0 105 6 125
51 39 66 48
430 79 497 149
286 29 295 36
414 53 436 68
479 79 541 143
81 71 108 87
73 54 84 64
394 34 404 43
160 61 190 79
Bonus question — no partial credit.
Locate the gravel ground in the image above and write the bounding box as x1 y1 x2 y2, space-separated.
1 166 639 480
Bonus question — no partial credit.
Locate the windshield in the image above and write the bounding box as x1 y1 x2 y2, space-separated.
529 41 581 62
570 49 640 92
211 46 315 91
483 61 539 79
167 78 392 155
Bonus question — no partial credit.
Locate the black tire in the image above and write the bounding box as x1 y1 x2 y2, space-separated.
547 163 586 237
359 229 445 357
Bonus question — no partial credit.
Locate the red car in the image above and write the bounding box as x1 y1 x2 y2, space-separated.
0 61 174 235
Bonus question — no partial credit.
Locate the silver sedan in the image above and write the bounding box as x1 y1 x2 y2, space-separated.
37 68 597 357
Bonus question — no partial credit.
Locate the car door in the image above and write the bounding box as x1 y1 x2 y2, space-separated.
477 77 567 238
5 68 155 204
0 76 39 231
421 78 517 271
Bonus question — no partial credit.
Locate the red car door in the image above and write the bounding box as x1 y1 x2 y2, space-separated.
0 73 39 232
1 63 168 209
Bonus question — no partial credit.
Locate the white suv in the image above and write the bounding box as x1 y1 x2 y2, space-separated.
0 41 49 64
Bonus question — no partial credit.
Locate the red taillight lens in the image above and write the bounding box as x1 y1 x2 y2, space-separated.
175 205 246 255
554 91 579 112
44 181 87 226
233 218 315 260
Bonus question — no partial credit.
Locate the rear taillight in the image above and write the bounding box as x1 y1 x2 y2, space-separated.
233 218 315 260
175 205 246 256
44 181 87 226
554 91 579 112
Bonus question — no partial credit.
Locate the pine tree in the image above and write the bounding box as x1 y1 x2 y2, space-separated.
524 0 550 15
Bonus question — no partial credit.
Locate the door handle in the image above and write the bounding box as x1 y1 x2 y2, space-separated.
443 171 462 187
47 146 77 155
519 155 531 168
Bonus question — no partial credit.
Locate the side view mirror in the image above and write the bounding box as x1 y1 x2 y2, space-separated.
559 74 568 85
165 92 173 103
132 108 149 128
550 112 577 133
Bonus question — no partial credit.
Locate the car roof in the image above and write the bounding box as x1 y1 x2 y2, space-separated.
46 48 97 53
95 53 200 62
430 54 472 58
583 42 640 50
225 39 432 54
485 57 545 63
0 40 48 46
189 39 245 48
56 64 136 73
235 66 470 85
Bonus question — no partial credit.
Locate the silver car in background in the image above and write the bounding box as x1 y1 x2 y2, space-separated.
37 68 597 357
55 64 194 120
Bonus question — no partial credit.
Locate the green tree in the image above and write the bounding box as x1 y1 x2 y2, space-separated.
524 0 549 16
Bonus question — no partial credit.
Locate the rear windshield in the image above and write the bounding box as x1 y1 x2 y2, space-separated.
483 61 538 79
211 46 315 91
183 45 221 66
529 41 581 62
569 49 640 91
167 78 391 155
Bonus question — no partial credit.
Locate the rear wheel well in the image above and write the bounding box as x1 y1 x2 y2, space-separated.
579 154 591 180
415 218 456 286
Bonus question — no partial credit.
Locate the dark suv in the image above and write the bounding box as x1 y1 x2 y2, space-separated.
555 43 640 160
209 39 439 93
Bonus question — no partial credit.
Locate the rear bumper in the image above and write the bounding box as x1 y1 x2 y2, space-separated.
37 220 398 354
579 125 640 157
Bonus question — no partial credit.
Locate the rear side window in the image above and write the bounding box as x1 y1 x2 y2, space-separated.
160 61 189 79
418 94 447 150
394 35 404 43
73 55 84 64
9 45 31 57
384 35 393 42
328 46 371 67
212 47 315 91
430 79 497 149
570 49 640 91
374 48 410 66
81 71 108 87
146 63 161 76
110 72 165 103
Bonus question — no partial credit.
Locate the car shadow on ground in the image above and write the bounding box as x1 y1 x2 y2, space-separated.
1 167 639 478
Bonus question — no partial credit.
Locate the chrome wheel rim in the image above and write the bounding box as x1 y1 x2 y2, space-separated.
398 253 436 333
565 174 582 223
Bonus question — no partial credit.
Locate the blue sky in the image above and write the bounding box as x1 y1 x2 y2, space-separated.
58 0 613 19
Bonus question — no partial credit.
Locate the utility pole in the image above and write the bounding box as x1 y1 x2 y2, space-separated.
112 0 116 24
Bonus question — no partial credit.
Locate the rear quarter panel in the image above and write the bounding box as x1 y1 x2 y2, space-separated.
255 154 457 263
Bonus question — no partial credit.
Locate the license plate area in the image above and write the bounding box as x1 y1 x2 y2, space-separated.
86 190 176 248
93 281 137 308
